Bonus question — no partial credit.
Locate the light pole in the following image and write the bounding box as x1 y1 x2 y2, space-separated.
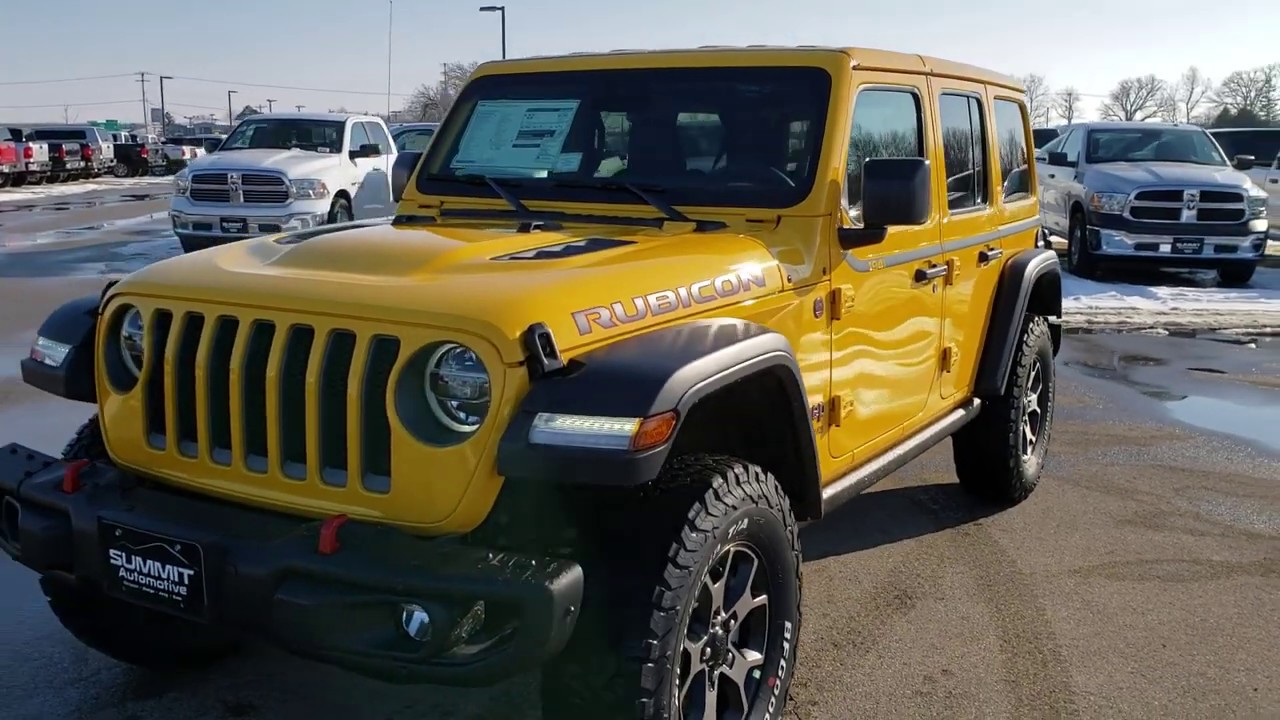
386 0 394 117
227 90 238 128
159 75 172 137
478 5 506 59
266 98 277 113
295 104 305 112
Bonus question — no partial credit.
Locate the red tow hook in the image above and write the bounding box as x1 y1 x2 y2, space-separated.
61 459 91 494
317 514 349 555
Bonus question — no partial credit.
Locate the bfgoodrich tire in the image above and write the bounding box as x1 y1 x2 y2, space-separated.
541 454 802 720
42 416 239 670
952 314 1056 504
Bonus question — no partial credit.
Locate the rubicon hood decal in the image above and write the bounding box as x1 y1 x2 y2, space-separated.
571 265 769 336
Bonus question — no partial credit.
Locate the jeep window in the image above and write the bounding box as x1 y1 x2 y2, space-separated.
394 127 436 152
938 93 989 211
1210 129 1280 164
1085 127 1226 166
416 66 832 209
994 98 1032 201
364 122 394 154
220 118 344 154
845 88 923 225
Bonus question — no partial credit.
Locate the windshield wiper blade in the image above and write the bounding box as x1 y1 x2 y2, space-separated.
452 173 530 214
549 178 693 223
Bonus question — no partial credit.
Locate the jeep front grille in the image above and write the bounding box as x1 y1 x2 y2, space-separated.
141 309 401 493
1126 187 1247 223
189 171 290 204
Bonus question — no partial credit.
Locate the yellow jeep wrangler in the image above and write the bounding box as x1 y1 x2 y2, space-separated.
2 46 1060 719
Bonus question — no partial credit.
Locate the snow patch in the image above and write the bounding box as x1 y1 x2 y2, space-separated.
0 177 170 204
1063 268 1280 334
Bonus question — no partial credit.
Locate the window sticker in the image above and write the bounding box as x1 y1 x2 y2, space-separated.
450 99 581 172
553 152 583 173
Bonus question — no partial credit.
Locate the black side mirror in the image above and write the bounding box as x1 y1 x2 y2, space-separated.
838 157 931 249
1232 154 1255 171
391 150 422 202
350 143 381 160
1047 151 1070 167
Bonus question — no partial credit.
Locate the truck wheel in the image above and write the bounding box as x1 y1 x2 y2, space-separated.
952 314 1055 504
541 455 802 720
43 415 239 670
327 196 353 224
1065 211 1098 279
112 162 130 178
30 174 47 185
0 174 10 189
1216 263 1257 287
11 174 27 187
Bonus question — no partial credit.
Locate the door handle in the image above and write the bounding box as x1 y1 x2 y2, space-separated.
915 264 947 283
978 247 1004 264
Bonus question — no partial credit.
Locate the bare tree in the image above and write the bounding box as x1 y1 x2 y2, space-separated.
1021 74 1052 126
1214 64 1279 123
1099 75 1170 122
1054 86 1083 124
1170 66 1213 124
403 61 481 122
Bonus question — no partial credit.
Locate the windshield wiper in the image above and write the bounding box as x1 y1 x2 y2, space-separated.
547 178 693 223
455 173 531 213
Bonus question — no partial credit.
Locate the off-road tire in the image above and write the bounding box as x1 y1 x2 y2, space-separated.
1217 263 1257 287
541 454 802 720
327 196 353 225
43 415 239 670
1066 211 1098 279
952 314 1055 504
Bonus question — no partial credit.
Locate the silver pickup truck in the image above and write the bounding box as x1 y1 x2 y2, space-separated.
3 127 52 186
1037 121 1270 286
26 125 116 177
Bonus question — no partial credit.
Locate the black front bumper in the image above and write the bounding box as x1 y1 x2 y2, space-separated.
0 444 583 686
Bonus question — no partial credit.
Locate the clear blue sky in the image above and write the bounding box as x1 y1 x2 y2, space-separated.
1 0 1276 124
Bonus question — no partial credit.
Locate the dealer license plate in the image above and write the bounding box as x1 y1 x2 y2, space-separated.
219 217 248 235
1171 237 1204 255
100 519 208 620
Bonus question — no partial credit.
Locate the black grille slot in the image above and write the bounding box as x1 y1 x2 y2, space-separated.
319 331 357 485
243 189 289 204
207 317 239 466
279 326 315 479
192 173 228 185
1130 206 1180 221
1133 189 1182 203
1198 208 1245 223
174 313 205 458
361 337 401 492
1201 190 1244 204
242 321 275 472
189 188 231 203
144 311 173 449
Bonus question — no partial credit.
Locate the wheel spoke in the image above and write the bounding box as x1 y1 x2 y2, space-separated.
700 676 719 720
705 564 728 616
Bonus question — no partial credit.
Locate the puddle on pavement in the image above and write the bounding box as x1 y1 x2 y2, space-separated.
0 192 168 216
1162 395 1280 453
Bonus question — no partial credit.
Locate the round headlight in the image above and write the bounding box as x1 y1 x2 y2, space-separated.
119 306 145 377
424 343 490 433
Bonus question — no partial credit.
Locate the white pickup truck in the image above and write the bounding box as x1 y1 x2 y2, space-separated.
1210 127 1280 242
169 113 398 253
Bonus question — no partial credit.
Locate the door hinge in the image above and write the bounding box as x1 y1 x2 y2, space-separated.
945 258 961 285
831 285 856 320
828 394 855 427
941 343 959 373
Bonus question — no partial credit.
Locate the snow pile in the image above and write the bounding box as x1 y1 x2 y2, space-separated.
1062 268 1280 334
0 177 169 204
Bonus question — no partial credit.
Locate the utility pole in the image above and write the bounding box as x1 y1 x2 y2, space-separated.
256 104 264 113
63 105 70 124
227 90 238 127
386 0 394 117
295 104 305 112
266 98 277 113
136 71 150 134
159 75 172 137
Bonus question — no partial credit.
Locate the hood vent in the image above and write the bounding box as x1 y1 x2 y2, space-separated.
493 236 634 261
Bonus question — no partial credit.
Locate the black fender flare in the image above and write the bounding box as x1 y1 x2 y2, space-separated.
975 248 1062 397
19 295 100 403
496 318 822 508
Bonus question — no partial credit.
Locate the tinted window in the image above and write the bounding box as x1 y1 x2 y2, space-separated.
846 88 923 223
221 118 344 153
993 99 1031 201
938 93 988 211
395 128 436 152
1210 130 1280 163
28 129 84 141
1031 127 1060 149
349 122 371 150
1060 128 1083 164
417 66 833 209
1085 127 1225 165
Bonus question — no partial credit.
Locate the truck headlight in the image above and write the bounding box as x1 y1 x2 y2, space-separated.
173 169 190 196
424 343 489 432
30 336 72 368
1247 186 1268 219
119 306 146 377
290 179 330 200
1088 192 1128 214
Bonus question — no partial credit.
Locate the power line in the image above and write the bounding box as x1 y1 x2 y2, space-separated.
0 99 137 109
0 73 137 86
163 74 416 98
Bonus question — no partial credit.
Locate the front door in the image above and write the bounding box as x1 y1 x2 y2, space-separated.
828 74 945 461
347 122 387 219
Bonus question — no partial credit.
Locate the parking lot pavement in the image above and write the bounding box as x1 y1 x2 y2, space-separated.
0 199 1277 719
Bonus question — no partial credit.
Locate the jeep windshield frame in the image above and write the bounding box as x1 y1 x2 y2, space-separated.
414 65 833 210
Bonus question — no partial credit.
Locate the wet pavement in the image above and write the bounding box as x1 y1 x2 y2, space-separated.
0 188 1278 719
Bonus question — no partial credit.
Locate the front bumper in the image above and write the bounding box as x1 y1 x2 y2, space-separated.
1085 223 1267 267
170 197 330 245
0 445 583 686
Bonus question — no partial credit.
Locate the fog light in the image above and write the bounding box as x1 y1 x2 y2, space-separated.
400 603 433 642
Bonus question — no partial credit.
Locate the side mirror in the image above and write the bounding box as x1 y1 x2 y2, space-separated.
1232 154 1255 171
350 143 381 160
391 150 422 202
1033 150 1047 164
839 157 931 249
1047 151 1070 167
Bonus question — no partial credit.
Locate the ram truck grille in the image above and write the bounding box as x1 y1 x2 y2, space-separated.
1127 187 1247 223
189 171 290 204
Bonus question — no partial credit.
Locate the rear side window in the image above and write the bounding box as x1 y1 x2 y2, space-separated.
938 93 988 212
993 98 1032 202
846 87 923 224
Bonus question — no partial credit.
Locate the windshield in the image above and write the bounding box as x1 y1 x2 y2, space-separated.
416 66 833 209
1085 127 1226 166
220 118 344 153
394 128 436 152
1210 130 1280 164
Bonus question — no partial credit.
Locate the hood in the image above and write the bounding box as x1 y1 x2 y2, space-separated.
188 148 341 177
1083 162 1253 192
110 220 784 364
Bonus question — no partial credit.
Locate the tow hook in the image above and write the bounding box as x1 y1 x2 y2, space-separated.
61 459 91 494
317 514 350 555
